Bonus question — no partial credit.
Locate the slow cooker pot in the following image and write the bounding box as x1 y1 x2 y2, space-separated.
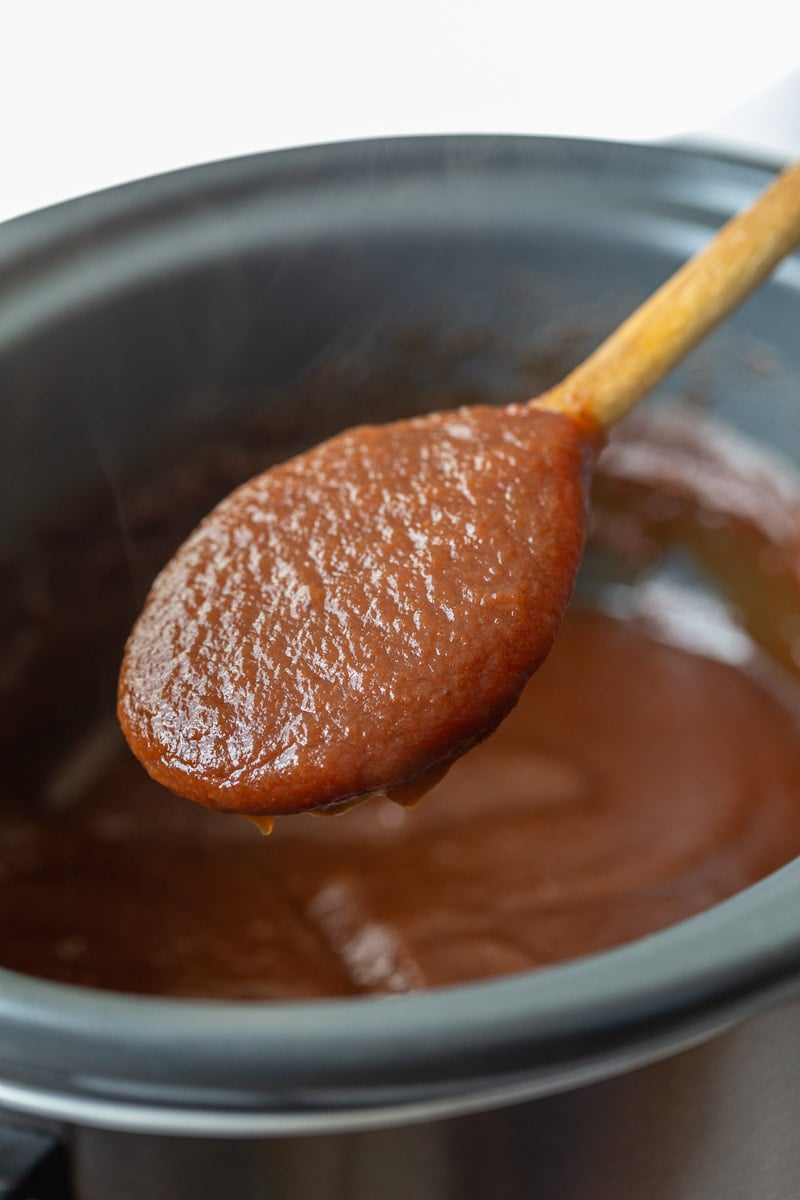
2 135 800 1200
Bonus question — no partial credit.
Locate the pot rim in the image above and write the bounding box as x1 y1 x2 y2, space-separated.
1 133 799 1131
0 870 799 1132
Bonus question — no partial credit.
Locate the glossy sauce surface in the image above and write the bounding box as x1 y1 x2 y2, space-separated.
4 408 800 998
119 405 595 814
7 606 800 996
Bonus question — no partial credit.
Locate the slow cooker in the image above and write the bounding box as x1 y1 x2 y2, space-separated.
2 135 800 1199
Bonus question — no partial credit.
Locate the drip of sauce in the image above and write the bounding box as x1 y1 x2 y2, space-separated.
118 405 597 816
4 607 800 997
4 409 800 998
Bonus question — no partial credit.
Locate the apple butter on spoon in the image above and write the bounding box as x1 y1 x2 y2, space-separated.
118 161 800 821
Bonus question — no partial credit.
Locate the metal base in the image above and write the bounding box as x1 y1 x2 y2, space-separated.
68 1000 800 1200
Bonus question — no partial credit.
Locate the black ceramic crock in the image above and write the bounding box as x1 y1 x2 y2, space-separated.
2 136 800 1199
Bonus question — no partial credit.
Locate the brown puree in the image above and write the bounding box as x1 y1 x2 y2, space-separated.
4 410 800 996
3 606 800 996
118 405 596 815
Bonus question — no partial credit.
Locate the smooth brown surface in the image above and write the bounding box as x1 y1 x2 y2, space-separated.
5 607 800 997
118 404 596 814
5 408 800 997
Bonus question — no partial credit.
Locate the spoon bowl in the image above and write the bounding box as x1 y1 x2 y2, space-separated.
118 160 800 818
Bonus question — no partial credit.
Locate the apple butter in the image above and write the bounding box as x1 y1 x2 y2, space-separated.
3 407 800 998
118 405 596 815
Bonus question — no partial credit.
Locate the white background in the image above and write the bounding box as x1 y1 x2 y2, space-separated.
1 0 799 223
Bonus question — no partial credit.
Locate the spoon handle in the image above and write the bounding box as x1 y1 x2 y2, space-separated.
536 159 800 430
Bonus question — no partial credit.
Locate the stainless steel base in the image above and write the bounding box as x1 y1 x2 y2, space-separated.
69 999 800 1200
3 133 800 1200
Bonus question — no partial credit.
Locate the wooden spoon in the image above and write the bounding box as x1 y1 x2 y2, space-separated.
118 160 800 823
